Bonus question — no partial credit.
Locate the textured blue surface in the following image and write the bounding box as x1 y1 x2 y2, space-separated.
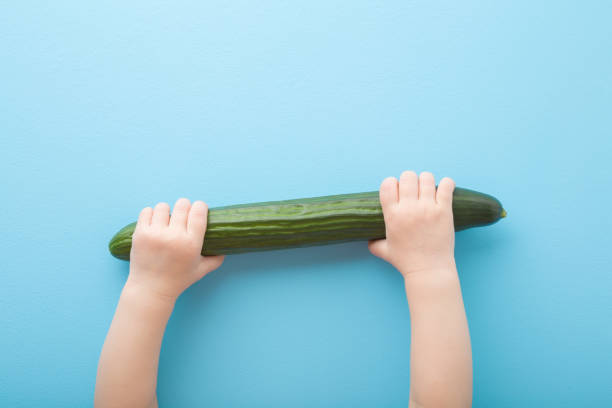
1 1 611 406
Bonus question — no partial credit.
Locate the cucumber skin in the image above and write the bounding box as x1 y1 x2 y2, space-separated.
108 187 505 260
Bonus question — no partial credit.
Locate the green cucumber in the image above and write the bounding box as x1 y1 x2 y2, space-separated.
108 187 505 260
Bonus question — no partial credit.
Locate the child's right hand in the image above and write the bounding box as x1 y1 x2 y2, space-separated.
368 171 457 277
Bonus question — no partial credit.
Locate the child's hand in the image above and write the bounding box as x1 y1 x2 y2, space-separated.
127 198 225 300
368 172 472 407
368 171 456 277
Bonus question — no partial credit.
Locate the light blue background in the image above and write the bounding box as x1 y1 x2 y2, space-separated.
1 1 611 406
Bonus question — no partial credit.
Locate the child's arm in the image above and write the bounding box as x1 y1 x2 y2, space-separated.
368 171 472 408
95 199 225 408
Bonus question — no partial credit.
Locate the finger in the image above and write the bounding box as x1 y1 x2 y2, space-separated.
368 239 388 260
418 172 436 201
399 170 418 202
136 206 153 230
196 255 225 279
169 198 191 230
436 177 456 206
151 202 170 227
188 200 208 237
379 177 399 209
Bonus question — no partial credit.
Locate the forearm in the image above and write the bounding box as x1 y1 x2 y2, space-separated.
404 264 472 408
95 279 176 408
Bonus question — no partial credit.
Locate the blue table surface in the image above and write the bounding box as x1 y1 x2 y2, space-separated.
1 1 611 406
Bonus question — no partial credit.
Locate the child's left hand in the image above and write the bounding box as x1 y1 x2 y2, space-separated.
127 198 225 301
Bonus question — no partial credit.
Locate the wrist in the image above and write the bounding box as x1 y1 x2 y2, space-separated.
402 264 461 300
398 257 457 278
403 267 458 286
122 278 178 311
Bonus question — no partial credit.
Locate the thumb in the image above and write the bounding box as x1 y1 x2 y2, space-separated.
195 254 226 279
368 239 388 261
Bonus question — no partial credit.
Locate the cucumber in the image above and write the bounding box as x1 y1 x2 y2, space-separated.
108 187 505 260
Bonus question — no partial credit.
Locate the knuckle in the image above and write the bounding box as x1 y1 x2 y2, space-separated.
131 230 143 243
134 228 151 239
422 204 435 216
401 215 418 229
169 229 185 241
161 234 183 250
169 239 185 252
425 206 443 221
384 207 397 221
137 231 160 247
187 239 203 252
431 207 443 219
413 202 432 219
416 200 428 211
383 212 401 229
151 231 166 245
